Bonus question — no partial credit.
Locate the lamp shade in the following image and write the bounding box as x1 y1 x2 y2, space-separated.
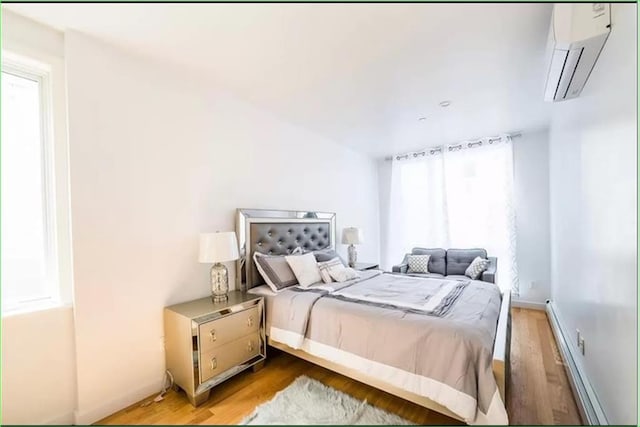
341 227 363 245
199 232 239 263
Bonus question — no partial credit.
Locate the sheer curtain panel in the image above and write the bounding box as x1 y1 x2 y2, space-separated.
385 136 519 294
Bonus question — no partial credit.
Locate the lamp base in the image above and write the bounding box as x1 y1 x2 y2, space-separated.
212 293 228 303
348 244 357 268
210 263 229 303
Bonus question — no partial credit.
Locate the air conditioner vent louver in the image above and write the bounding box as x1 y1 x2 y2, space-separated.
543 4 610 102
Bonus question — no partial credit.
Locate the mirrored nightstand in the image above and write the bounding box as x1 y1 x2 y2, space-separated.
164 291 265 406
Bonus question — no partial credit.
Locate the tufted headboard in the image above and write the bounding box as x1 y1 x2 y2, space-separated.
236 209 336 290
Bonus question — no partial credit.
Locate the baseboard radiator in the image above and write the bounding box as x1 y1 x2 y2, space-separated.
545 300 608 425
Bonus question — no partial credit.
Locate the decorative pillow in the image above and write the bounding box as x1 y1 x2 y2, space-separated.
253 252 298 293
317 257 345 283
313 249 347 266
465 256 490 280
407 254 431 273
285 252 322 288
330 267 360 283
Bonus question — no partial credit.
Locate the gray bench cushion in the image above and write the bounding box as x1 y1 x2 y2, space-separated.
411 247 446 275
446 248 488 275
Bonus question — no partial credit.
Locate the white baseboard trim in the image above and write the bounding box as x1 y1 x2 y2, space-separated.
511 299 546 310
74 379 162 425
42 411 75 425
546 301 608 425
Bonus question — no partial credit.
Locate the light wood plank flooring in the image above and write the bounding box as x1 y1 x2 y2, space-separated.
97 308 581 425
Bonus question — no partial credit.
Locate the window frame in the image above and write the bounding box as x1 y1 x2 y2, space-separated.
2 53 61 313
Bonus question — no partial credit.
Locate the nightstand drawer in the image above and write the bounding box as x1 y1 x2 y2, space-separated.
199 306 259 352
199 332 260 383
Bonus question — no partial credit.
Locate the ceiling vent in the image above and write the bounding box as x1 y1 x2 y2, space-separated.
543 3 610 102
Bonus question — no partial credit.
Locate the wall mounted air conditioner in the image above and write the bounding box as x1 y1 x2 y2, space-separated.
544 3 610 102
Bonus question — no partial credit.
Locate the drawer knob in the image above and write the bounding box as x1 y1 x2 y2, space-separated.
247 341 254 352
209 329 217 342
247 316 254 327
210 357 217 370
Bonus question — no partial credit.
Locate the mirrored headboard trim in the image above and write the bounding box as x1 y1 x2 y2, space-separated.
236 209 336 290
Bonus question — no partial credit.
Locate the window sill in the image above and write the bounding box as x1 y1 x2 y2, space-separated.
2 299 72 318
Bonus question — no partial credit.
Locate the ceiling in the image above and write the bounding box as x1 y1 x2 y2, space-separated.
5 3 554 158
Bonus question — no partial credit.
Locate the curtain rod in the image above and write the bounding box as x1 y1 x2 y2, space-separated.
383 131 522 161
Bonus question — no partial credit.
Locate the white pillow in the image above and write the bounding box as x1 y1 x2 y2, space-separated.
407 254 430 273
285 252 322 288
317 257 345 283
330 267 360 283
465 256 490 280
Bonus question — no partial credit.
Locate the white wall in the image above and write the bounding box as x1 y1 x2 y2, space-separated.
63 31 380 423
377 158 392 269
512 129 551 303
377 130 552 304
1 11 77 425
2 307 77 424
548 4 637 424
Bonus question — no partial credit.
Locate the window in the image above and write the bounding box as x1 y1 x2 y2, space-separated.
1 58 59 313
385 137 519 294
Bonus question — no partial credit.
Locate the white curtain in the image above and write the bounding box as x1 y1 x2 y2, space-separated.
385 136 519 294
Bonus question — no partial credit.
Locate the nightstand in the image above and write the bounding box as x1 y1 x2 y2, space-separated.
353 262 380 271
164 291 265 406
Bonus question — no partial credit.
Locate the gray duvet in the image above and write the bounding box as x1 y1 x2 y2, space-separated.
264 271 507 425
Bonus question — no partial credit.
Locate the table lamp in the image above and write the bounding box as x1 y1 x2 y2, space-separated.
199 231 239 302
341 227 363 268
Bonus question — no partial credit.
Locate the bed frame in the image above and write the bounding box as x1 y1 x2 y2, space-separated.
236 208 511 423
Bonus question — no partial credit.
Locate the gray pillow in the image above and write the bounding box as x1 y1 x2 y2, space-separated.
407 254 430 273
313 249 347 266
253 252 298 292
465 256 490 280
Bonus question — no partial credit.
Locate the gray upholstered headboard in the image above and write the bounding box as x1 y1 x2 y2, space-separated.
236 209 336 290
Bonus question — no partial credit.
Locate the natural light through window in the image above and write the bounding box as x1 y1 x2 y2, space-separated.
386 137 519 294
1 67 58 313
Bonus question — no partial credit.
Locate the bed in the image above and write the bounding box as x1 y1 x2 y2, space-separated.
235 208 511 425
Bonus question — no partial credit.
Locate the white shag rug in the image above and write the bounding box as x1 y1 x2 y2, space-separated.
239 376 414 425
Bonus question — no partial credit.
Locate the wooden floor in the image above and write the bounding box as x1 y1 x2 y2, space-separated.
507 308 581 425
97 308 582 425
